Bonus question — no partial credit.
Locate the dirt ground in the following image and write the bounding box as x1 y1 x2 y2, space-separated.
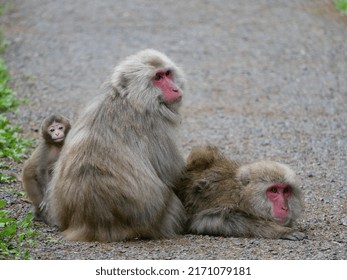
0 0 346 259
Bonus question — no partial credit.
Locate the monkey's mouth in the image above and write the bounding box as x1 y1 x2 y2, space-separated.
274 216 289 225
173 95 182 103
160 95 182 104
53 137 64 142
159 96 182 109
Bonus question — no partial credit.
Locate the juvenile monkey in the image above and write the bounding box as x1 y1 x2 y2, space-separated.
177 146 305 241
44 49 187 242
22 114 71 220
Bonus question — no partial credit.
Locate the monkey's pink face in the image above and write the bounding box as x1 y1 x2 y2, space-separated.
152 69 182 104
266 184 292 224
48 122 65 143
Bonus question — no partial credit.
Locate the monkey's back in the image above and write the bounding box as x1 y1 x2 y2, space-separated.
48 90 185 242
177 146 242 217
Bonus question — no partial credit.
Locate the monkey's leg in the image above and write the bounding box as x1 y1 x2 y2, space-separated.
23 178 44 220
150 191 186 238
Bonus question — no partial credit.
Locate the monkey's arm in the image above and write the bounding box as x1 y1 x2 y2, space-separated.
37 147 60 193
188 208 305 241
37 167 48 190
22 153 45 220
22 162 43 205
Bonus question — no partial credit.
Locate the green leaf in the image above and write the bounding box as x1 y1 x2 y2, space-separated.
0 200 6 208
335 0 347 12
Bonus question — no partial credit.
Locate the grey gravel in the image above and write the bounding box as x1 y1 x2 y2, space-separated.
0 0 346 259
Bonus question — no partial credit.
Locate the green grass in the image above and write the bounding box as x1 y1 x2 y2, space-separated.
0 200 38 260
334 0 347 13
0 58 32 163
0 1 14 17
0 59 32 163
0 31 10 54
0 114 33 161
0 8 37 259
0 58 20 111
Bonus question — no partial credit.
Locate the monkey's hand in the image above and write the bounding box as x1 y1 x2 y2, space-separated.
39 200 50 217
39 200 46 210
280 231 306 241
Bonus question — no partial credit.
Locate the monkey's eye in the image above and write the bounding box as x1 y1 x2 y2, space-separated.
154 73 162 81
283 187 290 193
270 187 277 193
50 128 55 133
165 70 171 76
59 126 64 130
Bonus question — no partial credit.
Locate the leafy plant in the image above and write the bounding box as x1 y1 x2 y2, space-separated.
0 58 20 112
0 1 14 17
0 31 9 54
334 0 347 13
0 2 37 260
0 115 33 161
0 172 15 183
0 200 38 259
0 58 32 164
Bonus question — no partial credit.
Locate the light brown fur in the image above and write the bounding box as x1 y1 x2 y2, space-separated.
44 49 187 242
22 114 71 220
176 146 305 240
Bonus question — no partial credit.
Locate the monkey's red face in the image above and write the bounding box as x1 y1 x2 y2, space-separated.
48 122 66 143
266 184 292 224
152 69 182 104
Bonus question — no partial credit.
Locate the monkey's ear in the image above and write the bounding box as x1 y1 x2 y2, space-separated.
237 166 250 186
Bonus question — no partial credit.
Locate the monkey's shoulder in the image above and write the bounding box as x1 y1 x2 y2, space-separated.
181 175 241 214
186 155 239 184
186 146 237 171
22 143 43 171
181 167 240 198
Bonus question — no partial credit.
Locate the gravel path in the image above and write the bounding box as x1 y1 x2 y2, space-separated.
1 0 346 259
